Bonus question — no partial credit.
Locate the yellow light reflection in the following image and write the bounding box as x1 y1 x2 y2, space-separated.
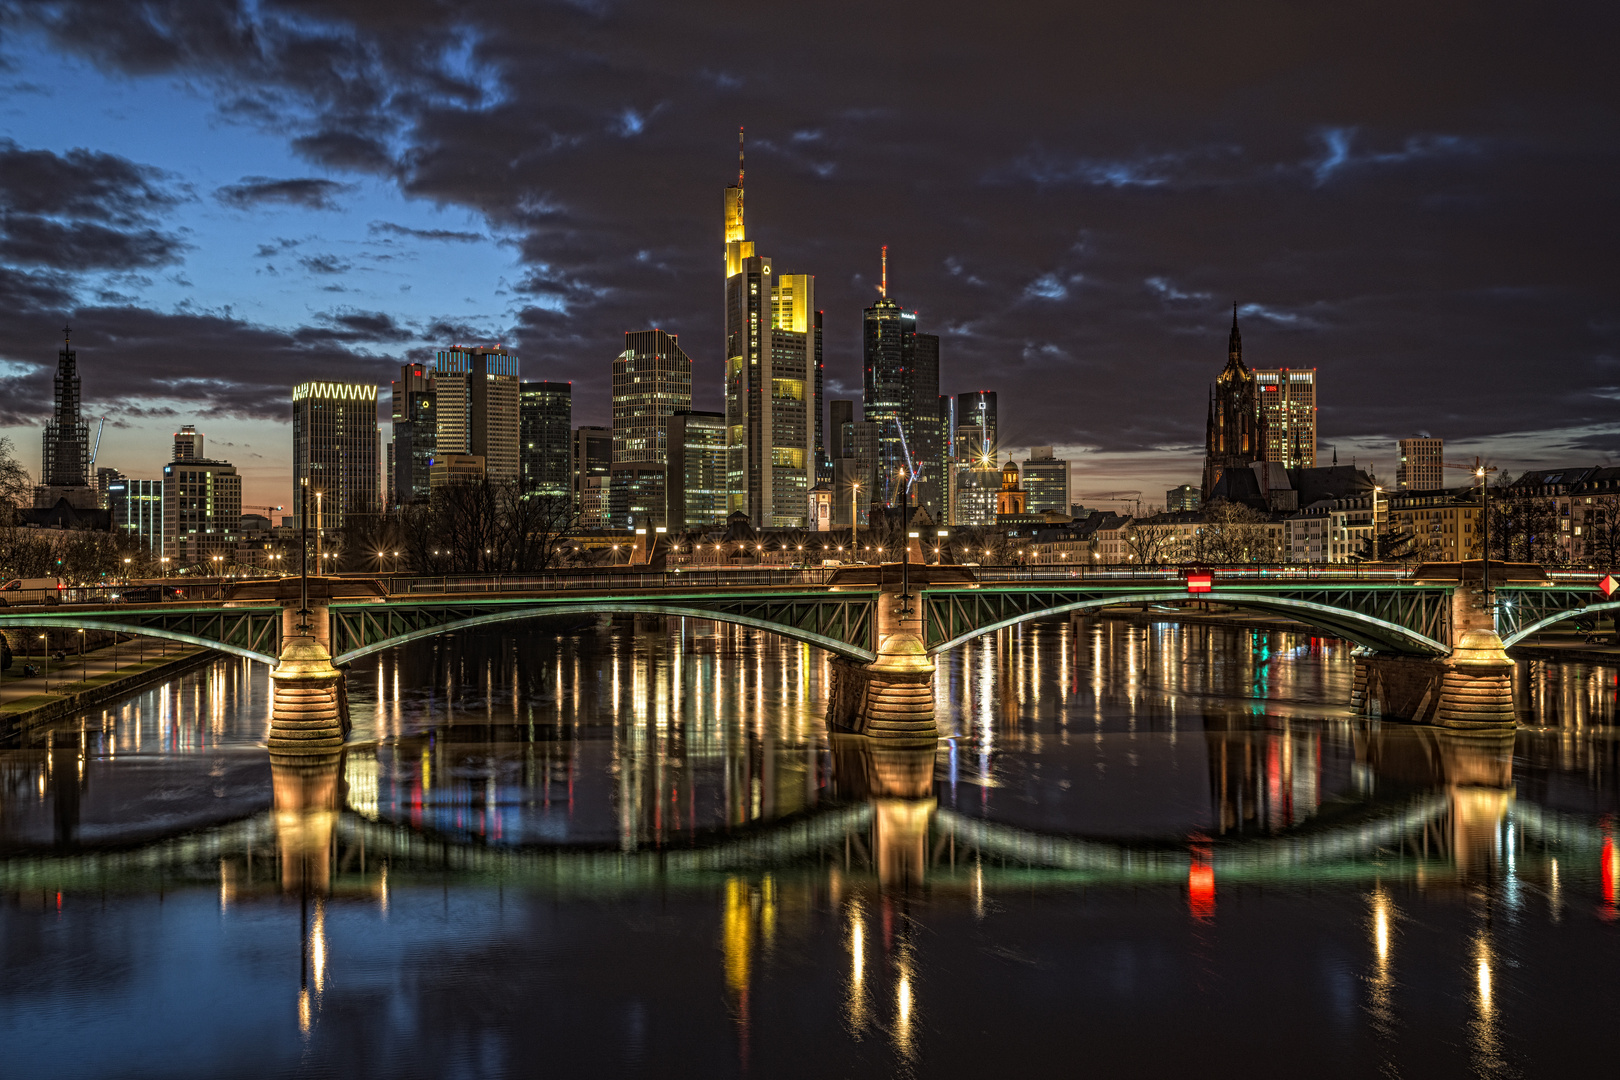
297 988 311 1035
844 898 869 1032
893 939 917 1063
311 898 327 996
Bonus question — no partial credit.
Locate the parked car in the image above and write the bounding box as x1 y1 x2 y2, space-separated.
116 585 185 603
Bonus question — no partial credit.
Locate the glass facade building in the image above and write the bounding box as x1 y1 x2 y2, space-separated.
520 381 573 499
292 381 380 530
666 411 728 528
434 347 519 483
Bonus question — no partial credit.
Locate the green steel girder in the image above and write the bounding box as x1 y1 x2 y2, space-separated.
327 591 879 665
921 583 1455 656
1495 585 1617 644
0 605 283 664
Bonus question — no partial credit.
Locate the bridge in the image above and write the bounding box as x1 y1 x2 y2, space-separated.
0 561 1592 744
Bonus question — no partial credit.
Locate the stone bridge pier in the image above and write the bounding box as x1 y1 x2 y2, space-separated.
268 600 347 761
1351 581 1516 730
825 563 963 745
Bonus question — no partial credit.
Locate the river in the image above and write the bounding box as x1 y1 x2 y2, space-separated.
1 616 1616 1077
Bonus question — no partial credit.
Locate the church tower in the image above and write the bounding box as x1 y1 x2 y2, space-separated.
1201 305 1263 499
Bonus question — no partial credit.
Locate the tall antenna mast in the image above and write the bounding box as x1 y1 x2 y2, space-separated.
737 125 745 186
880 245 887 297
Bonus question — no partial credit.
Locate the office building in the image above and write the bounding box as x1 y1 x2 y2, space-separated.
613 330 691 466
173 424 203 462
723 130 821 527
390 363 435 506
164 456 240 563
107 477 163 554
36 327 97 510
955 391 997 463
520 380 573 500
1254 367 1317 469
435 346 519 483
572 426 612 526
833 419 879 527
954 461 999 526
666 411 727 528
1021 447 1070 515
430 454 485 490
1166 484 1201 512
860 251 942 519
607 464 666 530
1398 436 1445 492
829 400 855 460
292 381 381 531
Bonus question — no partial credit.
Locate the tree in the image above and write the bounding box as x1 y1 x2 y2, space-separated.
1192 500 1274 564
1124 519 1177 566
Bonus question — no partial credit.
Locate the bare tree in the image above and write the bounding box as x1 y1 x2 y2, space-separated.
1192 500 1275 564
1124 519 1177 565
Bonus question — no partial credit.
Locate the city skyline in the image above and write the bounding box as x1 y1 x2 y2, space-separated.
0 4 1614 511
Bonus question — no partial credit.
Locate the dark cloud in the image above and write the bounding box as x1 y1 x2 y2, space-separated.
298 253 352 275
304 309 415 343
216 176 356 211
3 0 1619 479
0 139 187 271
369 221 484 243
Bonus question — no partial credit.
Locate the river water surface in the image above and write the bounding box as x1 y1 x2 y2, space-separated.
1 617 1616 1078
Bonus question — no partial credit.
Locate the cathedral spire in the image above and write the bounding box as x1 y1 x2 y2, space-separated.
1228 302 1242 367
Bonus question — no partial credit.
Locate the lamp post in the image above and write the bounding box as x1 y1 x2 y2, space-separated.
850 481 861 563
1372 485 1384 562
937 529 949 566
78 628 86 684
1478 464 1491 601
39 634 48 692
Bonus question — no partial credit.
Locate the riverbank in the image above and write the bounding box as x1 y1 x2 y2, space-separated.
0 642 219 742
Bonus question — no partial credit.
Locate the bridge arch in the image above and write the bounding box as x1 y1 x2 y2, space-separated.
1500 600 1620 648
332 601 878 666
0 615 279 665
928 590 1450 657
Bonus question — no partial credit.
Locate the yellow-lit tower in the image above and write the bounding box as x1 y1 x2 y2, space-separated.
723 128 820 527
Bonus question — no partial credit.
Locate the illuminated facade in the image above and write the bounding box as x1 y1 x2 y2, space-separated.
723 130 821 528
434 347 519 483
520 380 572 500
164 457 240 562
389 363 435 507
861 259 942 518
613 330 691 466
107 477 163 555
572 426 611 525
1398 436 1445 492
1254 367 1317 469
1203 307 1262 499
292 381 380 531
667 410 727 527
1021 447 1069 515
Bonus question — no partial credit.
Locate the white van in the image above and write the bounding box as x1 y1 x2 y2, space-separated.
0 577 68 605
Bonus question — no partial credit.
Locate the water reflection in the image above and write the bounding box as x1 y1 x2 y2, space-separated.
3 617 1620 1077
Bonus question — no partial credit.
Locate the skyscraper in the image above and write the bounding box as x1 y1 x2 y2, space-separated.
955 391 997 463
107 477 163 554
1254 367 1317 469
860 249 942 519
434 346 519 483
173 424 203 462
723 129 820 528
390 363 436 506
666 410 728 527
1398 436 1445 491
613 330 691 465
519 381 572 500
292 381 381 531
164 452 240 563
37 327 96 509
1202 306 1262 499
1021 447 1070 515
572 426 611 526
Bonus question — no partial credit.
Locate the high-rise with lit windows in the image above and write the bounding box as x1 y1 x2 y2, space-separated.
520 380 572 499
292 381 380 531
723 129 821 528
613 330 691 466
434 346 519 483
1254 366 1317 469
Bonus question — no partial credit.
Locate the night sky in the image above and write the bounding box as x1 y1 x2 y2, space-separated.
0 1 1615 510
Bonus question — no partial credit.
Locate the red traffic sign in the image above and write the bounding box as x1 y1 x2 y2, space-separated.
1186 572 1213 594
1600 574 1619 598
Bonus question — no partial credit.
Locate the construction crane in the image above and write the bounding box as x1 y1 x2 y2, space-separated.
242 504 285 522
1075 490 1143 516
86 416 105 472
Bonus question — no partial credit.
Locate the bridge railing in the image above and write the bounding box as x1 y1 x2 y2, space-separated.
970 565 1417 584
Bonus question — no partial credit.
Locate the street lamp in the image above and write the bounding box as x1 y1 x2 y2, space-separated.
850 481 862 563
39 633 48 691
1372 486 1384 562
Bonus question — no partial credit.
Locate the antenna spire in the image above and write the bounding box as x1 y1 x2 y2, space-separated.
62 323 71 346
738 126 745 187
880 245 887 297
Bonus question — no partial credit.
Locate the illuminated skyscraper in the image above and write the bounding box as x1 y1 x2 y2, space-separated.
389 363 435 507
723 129 821 527
1398 435 1445 492
434 346 519 483
1254 367 1317 469
520 381 572 499
292 381 380 530
613 330 691 465
860 248 942 519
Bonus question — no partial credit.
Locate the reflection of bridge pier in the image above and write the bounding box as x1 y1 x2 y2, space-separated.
831 736 938 889
272 751 343 894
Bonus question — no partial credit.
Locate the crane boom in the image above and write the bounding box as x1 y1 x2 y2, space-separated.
87 415 105 470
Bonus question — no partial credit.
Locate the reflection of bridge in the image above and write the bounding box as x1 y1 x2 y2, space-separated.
0 563 1590 740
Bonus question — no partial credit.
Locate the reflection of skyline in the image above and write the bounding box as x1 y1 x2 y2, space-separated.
3 619 1620 1076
